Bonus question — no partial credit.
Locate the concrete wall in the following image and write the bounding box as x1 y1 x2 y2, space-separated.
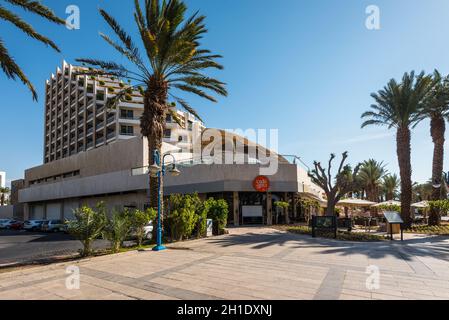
0 205 13 219
25 137 146 185
19 163 301 204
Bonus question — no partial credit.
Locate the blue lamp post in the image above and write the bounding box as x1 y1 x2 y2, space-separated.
149 150 181 252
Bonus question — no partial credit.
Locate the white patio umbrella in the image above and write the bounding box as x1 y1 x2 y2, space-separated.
371 200 401 207
411 201 429 209
337 198 377 207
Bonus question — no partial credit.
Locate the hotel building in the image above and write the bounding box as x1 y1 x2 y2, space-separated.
16 62 325 225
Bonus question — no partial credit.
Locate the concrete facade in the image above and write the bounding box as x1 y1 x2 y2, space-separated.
43 61 204 164
18 134 322 224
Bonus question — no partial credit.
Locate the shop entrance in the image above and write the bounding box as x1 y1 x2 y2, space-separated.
239 192 266 225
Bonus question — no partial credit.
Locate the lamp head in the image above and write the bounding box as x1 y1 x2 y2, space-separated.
149 163 162 177
169 164 181 177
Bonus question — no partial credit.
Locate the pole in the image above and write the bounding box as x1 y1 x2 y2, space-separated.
153 150 166 252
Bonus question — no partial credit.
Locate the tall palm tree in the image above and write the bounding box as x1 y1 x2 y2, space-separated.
358 159 386 202
0 0 65 100
361 71 434 227
76 0 227 224
420 71 449 225
382 174 400 201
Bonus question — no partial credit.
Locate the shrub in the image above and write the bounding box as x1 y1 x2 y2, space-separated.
67 203 107 257
207 198 228 235
130 208 157 247
166 194 198 241
103 209 132 253
274 201 289 209
283 226 385 241
119 82 125 88
191 194 209 238
99 80 105 86
125 94 132 101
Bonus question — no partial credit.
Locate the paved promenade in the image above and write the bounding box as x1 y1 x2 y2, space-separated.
1 227 449 300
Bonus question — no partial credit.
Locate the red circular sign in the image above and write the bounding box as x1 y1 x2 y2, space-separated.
253 176 270 192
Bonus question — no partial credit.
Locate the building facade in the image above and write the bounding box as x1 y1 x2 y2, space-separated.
43 61 203 163
18 62 325 225
0 171 5 189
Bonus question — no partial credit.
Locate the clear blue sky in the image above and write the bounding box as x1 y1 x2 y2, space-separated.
1 0 449 186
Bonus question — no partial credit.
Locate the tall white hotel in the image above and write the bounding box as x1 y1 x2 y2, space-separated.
43 61 202 163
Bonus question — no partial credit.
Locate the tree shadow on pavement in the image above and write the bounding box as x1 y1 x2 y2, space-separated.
206 229 449 262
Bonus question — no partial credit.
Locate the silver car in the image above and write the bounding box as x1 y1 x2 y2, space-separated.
0 219 13 229
23 220 46 231
41 220 66 232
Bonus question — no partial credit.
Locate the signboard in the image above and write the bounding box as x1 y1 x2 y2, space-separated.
311 216 337 238
383 211 403 224
313 216 336 228
242 205 263 217
253 176 270 192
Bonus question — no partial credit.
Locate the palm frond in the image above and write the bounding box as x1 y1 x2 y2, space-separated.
5 0 65 24
0 37 37 100
0 5 60 51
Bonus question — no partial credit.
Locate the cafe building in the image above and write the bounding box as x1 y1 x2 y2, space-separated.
17 130 324 226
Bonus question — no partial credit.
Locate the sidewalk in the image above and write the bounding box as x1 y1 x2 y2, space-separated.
1 227 449 300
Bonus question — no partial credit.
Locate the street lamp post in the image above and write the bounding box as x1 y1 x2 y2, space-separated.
149 149 181 252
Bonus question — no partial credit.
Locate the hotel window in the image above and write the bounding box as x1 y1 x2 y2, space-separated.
188 120 193 131
120 109 134 119
164 129 171 139
120 125 134 136
166 114 172 123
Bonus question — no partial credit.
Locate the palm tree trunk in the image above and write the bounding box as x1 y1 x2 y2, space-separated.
141 78 168 239
429 115 445 226
396 127 412 228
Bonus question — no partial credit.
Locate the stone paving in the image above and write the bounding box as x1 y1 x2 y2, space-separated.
1 227 449 300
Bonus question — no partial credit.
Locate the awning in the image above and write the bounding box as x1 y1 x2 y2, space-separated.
337 198 377 207
412 201 429 208
371 200 401 207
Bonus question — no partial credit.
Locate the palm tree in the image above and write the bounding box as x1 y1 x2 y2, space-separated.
358 159 387 202
0 187 9 205
420 71 449 225
0 0 65 100
382 174 400 201
361 71 434 227
76 0 227 228
412 181 433 202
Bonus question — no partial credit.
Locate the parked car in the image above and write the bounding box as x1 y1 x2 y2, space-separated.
129 222 153 240
0 219 23 230
0 219 13 229
41 220 66 232
144 222 153 240
23 220 46 231
8 220 24 230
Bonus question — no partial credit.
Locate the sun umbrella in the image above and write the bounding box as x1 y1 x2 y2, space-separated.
411 201 429 208
337 198 377 207
371 200 401 207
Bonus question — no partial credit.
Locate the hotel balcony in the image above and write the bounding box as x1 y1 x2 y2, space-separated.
118 117 140 125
